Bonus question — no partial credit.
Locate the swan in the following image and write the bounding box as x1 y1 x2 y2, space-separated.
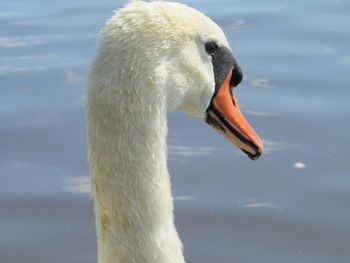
87 1 264 262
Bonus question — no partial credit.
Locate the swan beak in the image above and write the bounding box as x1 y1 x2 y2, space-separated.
206 68 264 160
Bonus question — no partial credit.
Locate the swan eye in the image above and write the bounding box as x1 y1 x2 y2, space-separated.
205 41 219 56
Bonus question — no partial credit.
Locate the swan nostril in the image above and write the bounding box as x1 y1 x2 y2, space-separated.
230 65 243 88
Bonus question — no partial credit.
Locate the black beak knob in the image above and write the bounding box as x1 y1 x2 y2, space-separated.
230 62 243 87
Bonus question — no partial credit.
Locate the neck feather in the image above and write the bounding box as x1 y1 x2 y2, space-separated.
87 77 185 263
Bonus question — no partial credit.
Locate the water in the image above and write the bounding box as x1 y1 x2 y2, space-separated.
1 0 349 262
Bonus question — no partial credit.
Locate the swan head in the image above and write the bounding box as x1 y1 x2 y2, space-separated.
92 1 263 159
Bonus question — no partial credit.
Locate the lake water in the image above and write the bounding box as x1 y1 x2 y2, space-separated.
1 0 350 262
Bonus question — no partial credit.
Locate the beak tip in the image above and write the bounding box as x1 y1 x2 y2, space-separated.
242 148 263 160
254 143 264 160
250 151 262 160
253 137 264 160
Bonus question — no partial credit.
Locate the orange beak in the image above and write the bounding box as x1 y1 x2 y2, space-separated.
206 68 264 160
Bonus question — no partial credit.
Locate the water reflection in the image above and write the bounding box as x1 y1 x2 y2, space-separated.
0 37 28 48
168 145 214 157
0 54 88 74
293 162 307 170
239 199 283 212
244 109 277 117
0 33 95 48
339 56 350 65
64 71 84 85
64 176 90 194
249 78 274 89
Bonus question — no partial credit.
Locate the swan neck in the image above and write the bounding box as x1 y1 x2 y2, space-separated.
87 89 184 263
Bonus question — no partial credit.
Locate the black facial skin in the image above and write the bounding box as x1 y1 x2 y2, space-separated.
205 41 243 95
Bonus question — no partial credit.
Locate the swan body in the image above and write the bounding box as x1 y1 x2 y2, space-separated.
87 1 263 262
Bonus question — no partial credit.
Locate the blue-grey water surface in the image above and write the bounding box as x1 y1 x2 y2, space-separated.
1 0 350 262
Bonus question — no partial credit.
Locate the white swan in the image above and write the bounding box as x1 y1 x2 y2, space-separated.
87 1 263 262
